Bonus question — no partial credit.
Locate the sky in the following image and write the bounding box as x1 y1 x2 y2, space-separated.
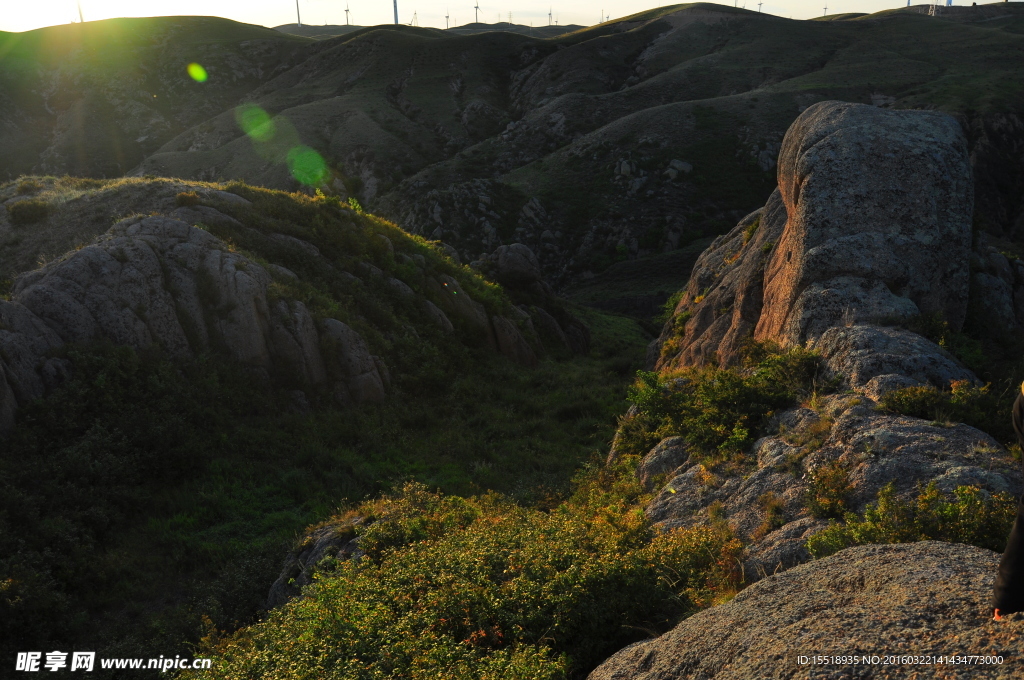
0 0 1000 34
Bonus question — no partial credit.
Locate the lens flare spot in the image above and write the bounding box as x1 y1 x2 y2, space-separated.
287 146 329 186
186 63 208 83
236 105 276 142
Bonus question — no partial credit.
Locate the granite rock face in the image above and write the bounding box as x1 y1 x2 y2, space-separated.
757 101 973 345
0 216 387 431
657 102 974 371
655 190 788 370
810 325 978 394
640 393 1020 579
589 542 1024 680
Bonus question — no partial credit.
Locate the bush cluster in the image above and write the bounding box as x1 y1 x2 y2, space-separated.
176 190 201 206
7 199 49 225
807 481 1017 559
878 379 1013 443
189 482 741 680
619 343 822 463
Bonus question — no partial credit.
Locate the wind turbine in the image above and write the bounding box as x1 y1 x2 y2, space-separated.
295 0 302 26
823 3 827 15
758 1 762 11
394 0 399 24
548 7 552 25
77 0 84 22
345 2 350 25
445 7 449 28
474 2 480 23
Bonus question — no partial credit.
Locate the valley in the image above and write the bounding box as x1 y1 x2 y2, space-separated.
2 3 1024 678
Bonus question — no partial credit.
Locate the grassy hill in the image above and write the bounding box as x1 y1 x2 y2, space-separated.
4 4 1024 311
0 177 651 673
0 17 310 180
122 3 1024 304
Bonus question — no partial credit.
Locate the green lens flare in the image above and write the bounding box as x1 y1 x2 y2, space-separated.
235 105 276 142
287 146 329 186
186 63 208 83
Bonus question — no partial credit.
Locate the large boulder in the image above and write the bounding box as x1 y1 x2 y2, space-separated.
657 101 974 371
0 215 387 432
810 325 978 395
589 542 1024 680
758 101 973 345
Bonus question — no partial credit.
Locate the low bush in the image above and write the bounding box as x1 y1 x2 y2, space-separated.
16 179 44 195
804 460 852 519
622 343 823 463
176 191 201 207
878 379 1012 443
7 199 49 225
807 481 1017 559
188 482 742 680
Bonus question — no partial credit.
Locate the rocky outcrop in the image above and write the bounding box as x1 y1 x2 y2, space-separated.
758 101 973 345
810 325 977 395
639 392 1020 580
657 102 974 372
474 243 554 298
656 191 788 369
0 215 388 431
264 517 367 610
589 542 1024 680
636 102 1024 586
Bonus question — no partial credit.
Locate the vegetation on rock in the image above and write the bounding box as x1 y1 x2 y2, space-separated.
185 478 741 680
619 344 822 464
807 482 1017 559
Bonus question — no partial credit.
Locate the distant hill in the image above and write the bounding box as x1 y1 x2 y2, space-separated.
0 16 309 179
273 23 366 39
130 2 1024 298
4 3 1024 306
447 21 586 37
273 22 585 39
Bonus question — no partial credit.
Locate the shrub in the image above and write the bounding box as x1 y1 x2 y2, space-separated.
752 491 786 540
878 379 1011 442
626 343 823 463
807 481 1017 559
176 191 201 207
16 179 44 195
742 216 760 244
187 483 742 680
7 199 49 225
657 289 686 326
804 460 852 519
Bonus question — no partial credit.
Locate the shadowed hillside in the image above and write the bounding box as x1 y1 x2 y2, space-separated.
5 5 1024 311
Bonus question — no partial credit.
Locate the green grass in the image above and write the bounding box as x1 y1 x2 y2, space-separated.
0 180 653 671
182 477 741 680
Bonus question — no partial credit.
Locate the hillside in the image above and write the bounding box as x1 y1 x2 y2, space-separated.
168 99 1024 680
4 4 1024 312
4 5 1024 679
273 22 586 39
0 16 311 181
131 2 1024 297
0 176 649 671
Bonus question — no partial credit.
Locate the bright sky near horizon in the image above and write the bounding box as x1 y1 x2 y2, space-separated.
0 0 1006 34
